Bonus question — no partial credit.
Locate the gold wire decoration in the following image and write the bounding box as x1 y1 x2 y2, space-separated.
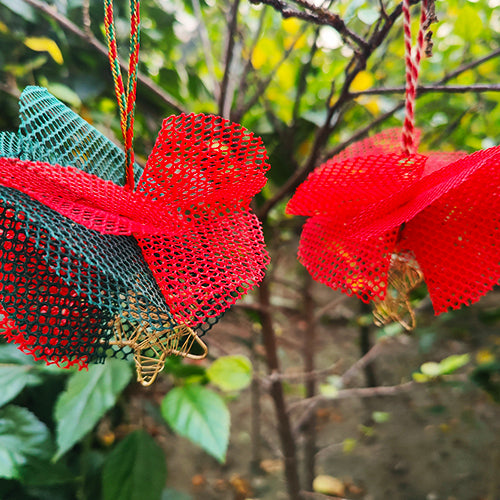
373 252 424 331
105 316 208 386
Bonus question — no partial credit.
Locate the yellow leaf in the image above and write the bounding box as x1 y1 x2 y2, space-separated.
476 349 495 365
0 21 9 33
351 70 374 92
313 475 346 496
251 39 280 70
282 18 301 35
25 37 64 64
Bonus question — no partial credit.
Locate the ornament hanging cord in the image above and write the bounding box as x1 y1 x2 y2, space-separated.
103 0 140 189
401 0 429 156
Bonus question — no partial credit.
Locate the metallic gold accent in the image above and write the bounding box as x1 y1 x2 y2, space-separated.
373 253 423 331
106 317 207 386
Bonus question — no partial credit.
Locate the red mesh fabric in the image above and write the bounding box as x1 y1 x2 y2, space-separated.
0 112 269 332
402 147 500 314
135 113 270 326
0 157 170 235
298 216 399 302
0 205 106 368
288 129 499 312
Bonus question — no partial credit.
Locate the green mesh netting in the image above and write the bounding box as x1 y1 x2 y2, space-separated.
0 87 217 368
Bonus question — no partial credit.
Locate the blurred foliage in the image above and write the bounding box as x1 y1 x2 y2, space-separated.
1 0 500 498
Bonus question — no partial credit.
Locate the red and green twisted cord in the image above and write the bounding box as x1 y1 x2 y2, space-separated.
103 0 140 190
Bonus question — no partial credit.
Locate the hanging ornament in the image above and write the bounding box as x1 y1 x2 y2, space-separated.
0 0 269 384
286 0 500 329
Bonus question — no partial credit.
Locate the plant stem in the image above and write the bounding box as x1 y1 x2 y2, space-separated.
302 272 317 490
258 277 303 500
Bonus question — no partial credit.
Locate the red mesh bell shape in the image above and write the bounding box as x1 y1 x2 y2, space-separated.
287 129 500 314
135 113 270 327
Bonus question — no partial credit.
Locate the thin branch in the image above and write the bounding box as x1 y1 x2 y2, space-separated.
351 83 500 97
192 0 219 100
234 24 309 121
22 0 185 113
257 1 406 219
233 7 266 116
441 46 500 84
218 0 241 118
255 0 368 50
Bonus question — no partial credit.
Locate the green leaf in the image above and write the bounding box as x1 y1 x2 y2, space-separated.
54 360 132 460
438 354 470 375
0 405 54 479
455 5 483 42
420 361 442 378
206 355 252 392
0 0 36 21
161 384 230 462
102 430 166 500
372 411 390 424
0 344 44 407
0 364 43 407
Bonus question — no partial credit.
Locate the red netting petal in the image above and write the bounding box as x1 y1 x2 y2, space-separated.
286 154 427 219
138 113 269 208
401 149 500 314
353 146 500 239
0 157 167 235
298 215 399 302
135 209 270 326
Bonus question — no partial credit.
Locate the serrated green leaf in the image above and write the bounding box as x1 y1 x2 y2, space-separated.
0 405 54 479
54 360 132 460
207 355 252 392
161 384 230 462
102 430 166 500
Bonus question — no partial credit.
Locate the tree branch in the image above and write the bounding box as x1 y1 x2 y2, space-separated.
254 0 368 50
218 0 241 118
22 0 186 113
350 83 500 97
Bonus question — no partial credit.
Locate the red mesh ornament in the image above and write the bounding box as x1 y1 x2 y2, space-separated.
287 129 500 314
0 91 270 375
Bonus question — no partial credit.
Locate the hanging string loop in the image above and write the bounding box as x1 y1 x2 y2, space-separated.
401 0 428 156
103 0 140 190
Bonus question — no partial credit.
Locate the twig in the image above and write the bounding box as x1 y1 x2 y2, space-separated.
233 8 266 118
258 277 302 500
218 0 241 118
255 0 368 50
192 0 219 99
350 83 500 97
82 0 92 37
22 0 185 113
441 47 500 84
234 24 309 121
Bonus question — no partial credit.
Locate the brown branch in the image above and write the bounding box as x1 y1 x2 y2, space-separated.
350 83 500 97
22 0 185 113
254 0 368 49
218 0 241 118
258 277 303 500
256 1 406 220
441 46 500 84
